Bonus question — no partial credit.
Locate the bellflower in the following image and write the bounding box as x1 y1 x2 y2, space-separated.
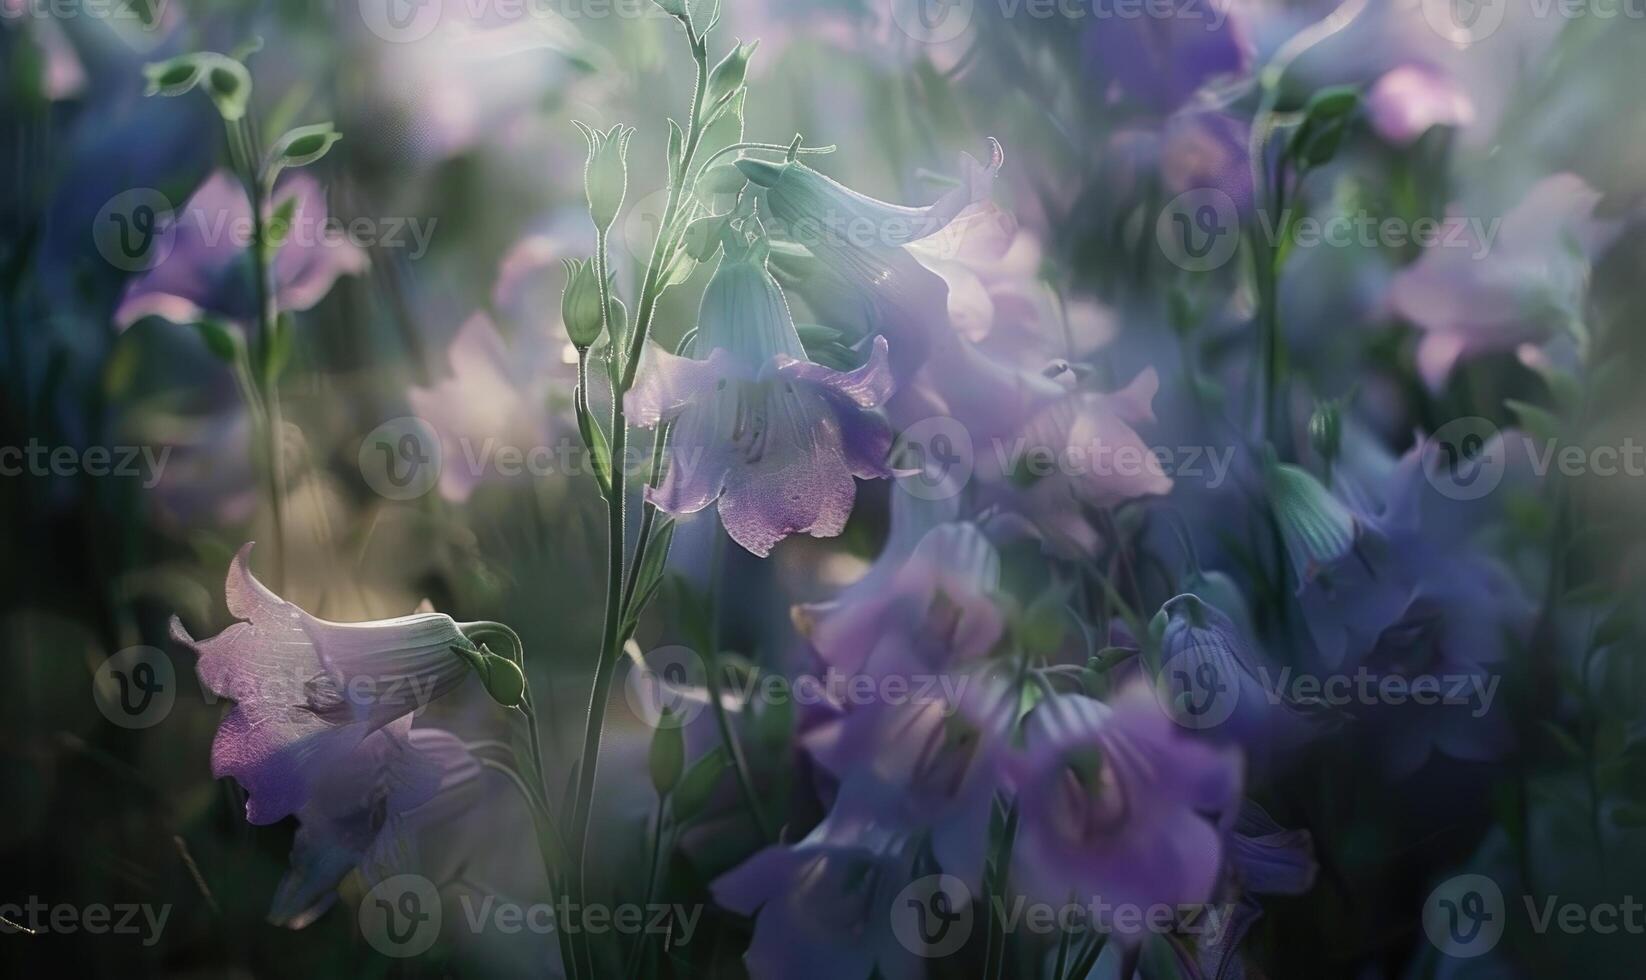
1366 63 1475 146
794 519 1004 676
268 720 460 926
803 671 1014 886
170 545 488 823
626 222 895 557
920 340 1172 556
1155 593 1311 763
1298 426 1534 771
746 142 1003 378
1007 683 1242 922
712 798 920 980
1082 0 1251 115
1387 173 1618 390
114 171 367 331
408 312 568 502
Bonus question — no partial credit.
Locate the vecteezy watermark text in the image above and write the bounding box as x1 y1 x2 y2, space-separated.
0 897 170 946
0 441 170 487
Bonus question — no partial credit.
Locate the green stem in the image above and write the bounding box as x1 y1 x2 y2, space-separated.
234 118 288 588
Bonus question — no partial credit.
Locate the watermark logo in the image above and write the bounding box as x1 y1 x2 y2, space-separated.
359 416 443 500
1153 654 1239 730
1421 416 1505 501
623 187 675 265
893 416 975 501
360 874 443 958
1157 188 1239 273
1423 874 1505 958
889 0 977 44
93 189 177 272
625 645 709 728
359 0 443 42
92 646 176 729
1421 0 1508 45
891 874 975 957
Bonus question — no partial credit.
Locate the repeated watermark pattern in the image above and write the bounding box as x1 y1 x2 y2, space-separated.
0 897 170 946
1156 189 1504 273
624 645 974 728
890 874 1235 958
1423 873 1646 958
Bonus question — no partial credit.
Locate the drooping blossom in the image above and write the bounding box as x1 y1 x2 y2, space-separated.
749 141 1003 379
626 220 895 557
1387 173 1618 391
905 201 1118 361
1366 63 1475 146
1153 593 1313 764
115 171 367 330
1082 0 1252 115
793 517 1004 676
268 719 456 926
407 311 569 502
1298 425 1535 772
910 338 1173 556
802 670 1014 886
712 796 921 980
171 544 481 823
1159 110 1254 213
1007 683 1242 923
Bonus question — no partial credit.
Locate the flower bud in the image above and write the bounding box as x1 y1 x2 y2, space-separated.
561 258 605 349
574 122 635 234
1263 450 1359 592
1308 400 1343 465
705 41 758 113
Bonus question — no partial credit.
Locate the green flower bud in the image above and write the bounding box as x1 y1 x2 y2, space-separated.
704 41 758 114
1263 450 1359 593
574 122 636 234
1309 400 1343 464
560 258 605 349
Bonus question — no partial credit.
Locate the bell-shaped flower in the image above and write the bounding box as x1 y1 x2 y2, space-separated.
170 544 503 824
803 670 1015 887
1366 63 1475 146
1387 173 1618 390
748 142 1003 380
626 221 895 557
1007 683 1242 924
712 797 921 980
794 512 1005 676
267 720 461 926
1081 0 1252 115
1153 593 1311 765
114 171 366 331
1298 423 1536 771
919 338 1173 556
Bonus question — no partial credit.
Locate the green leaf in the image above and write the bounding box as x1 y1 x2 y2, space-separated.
623 519 677 634
265 313 295 383
671 747 728 824
697 163 748 196
1288 85 1361 170
578 400 614 499
192 319 242 363
649 712 685 797
668 119 686 186
1017 590 1068 657
1505 399 1561 443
